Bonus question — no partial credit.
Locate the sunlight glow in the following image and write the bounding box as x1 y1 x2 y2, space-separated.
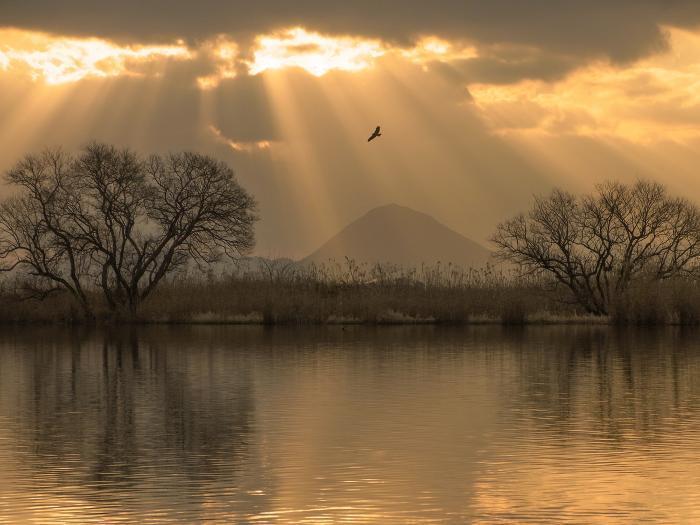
246 28 479 78
209 125 272 152
196 37 240 89
248 27 386 76
401 37 478 64
469 27 700 143
0 28 191 84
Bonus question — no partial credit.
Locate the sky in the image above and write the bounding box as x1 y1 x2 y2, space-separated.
3 1 700 257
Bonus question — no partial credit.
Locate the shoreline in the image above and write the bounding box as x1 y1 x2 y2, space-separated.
0 314 685 326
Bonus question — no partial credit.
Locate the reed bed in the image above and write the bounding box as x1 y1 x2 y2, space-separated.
2 259 700 325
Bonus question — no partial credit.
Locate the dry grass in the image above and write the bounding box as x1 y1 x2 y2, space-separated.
610 277 700 325
134 261 574 325
3 259 700 325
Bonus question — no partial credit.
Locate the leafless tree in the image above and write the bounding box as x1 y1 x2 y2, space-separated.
0 143 257 318
492 181 700 315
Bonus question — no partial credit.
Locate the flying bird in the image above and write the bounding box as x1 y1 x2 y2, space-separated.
367 125 381 142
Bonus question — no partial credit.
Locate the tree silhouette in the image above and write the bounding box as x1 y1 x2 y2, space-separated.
0 143 257 318
492 181 700 315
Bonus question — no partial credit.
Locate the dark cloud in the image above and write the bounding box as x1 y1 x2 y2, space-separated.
451 48 576 85
2 1 700 66
211 76 278 142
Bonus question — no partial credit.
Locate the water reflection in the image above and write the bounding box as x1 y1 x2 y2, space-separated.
0 328 266 523
1 326 700 523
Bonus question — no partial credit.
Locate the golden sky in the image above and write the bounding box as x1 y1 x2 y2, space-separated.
2 2 700 257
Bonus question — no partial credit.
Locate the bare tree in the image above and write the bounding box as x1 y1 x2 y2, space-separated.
0 143 257 318
492 181 700 315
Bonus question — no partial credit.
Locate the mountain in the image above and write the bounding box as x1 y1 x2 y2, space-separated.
302 204 492 268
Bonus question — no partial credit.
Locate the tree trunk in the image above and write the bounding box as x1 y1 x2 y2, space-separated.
127 292 140 321
78 297 95 322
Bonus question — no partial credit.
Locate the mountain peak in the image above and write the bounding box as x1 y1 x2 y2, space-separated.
303 204 491 268
364 202 427 216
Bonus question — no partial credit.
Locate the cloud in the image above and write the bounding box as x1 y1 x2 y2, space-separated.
0 26 496 89
0 28 190 84
450 44 575 85
468 27 700 143
247 27 385 76
207 74 279 142
196 36 240 89
209 125 273 152
2 1 700 66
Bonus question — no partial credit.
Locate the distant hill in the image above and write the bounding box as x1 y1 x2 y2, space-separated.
302 204 492 268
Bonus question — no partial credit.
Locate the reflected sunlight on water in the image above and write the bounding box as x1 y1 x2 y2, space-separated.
1 326 700 523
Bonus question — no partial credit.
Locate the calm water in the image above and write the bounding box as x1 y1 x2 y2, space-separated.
1 326 700 524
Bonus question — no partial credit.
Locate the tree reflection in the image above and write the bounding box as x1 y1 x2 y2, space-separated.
2 327 272 521
500 327 700 442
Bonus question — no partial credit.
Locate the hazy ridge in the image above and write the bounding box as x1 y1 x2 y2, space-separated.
303 204 492 268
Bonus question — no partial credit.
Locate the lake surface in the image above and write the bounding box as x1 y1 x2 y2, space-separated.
1 326 700 524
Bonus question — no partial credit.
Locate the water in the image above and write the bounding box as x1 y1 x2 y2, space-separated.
1 326 700 524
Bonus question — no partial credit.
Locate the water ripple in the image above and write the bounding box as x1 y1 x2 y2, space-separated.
1 326 700 523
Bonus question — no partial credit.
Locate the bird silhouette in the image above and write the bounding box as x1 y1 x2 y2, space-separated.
367 125 381 142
